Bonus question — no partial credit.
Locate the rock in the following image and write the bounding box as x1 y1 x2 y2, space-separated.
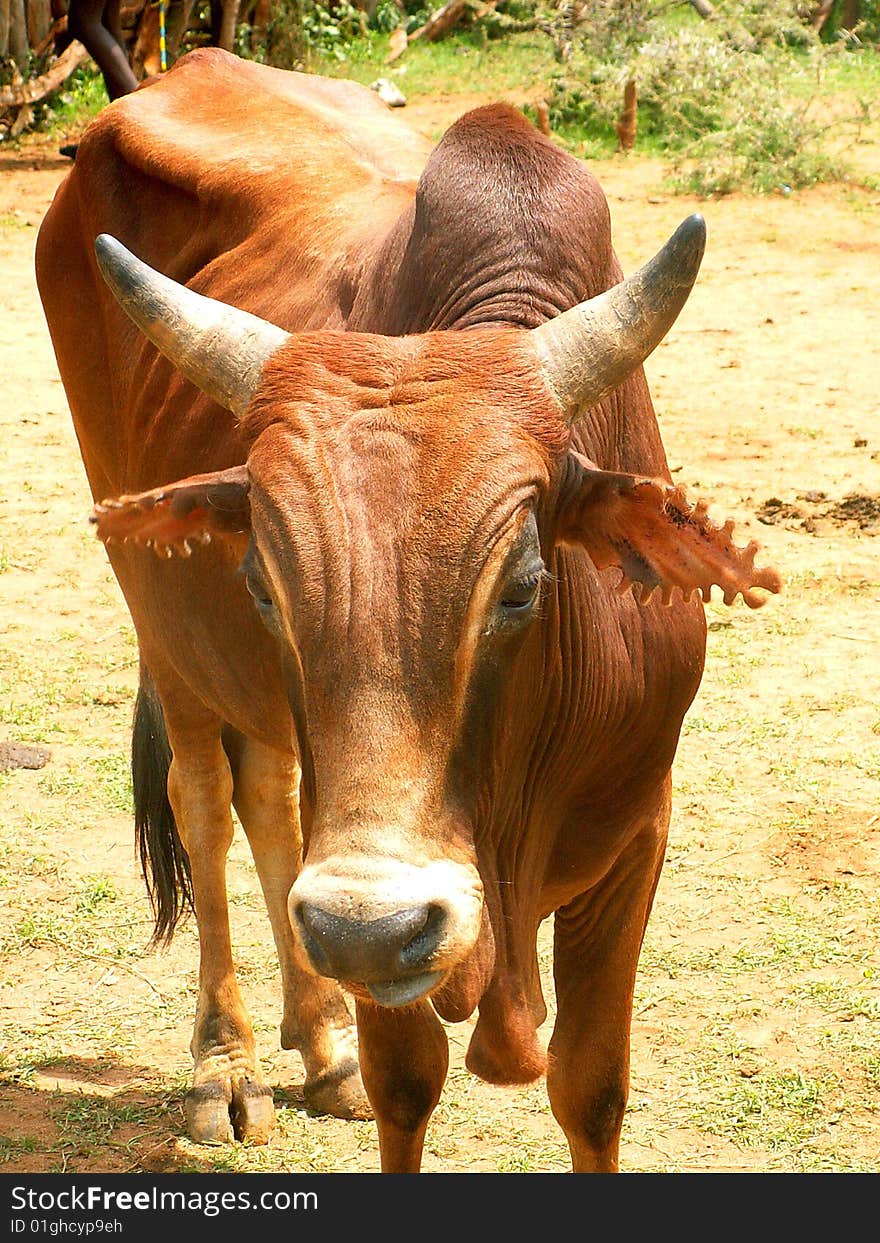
370 78 407 108
0 740 51 771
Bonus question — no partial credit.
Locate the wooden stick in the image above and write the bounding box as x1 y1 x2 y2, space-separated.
31 13 67 58
535 99 551 136
408 0 468 42
812 0 835 32
0 40 89 112
616 78 637 151
10 100 33 135
27 0 52 46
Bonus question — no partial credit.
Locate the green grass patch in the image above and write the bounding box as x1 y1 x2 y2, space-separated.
76 876 118 914
314 28 556 110
92 753 133 814
42 65 108 136
0 214 29 232
53 1096 155 1152
0 1134 40 1163
689 1067 841 1149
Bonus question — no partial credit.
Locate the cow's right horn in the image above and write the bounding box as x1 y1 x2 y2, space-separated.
94 234 290 418
532 214 706 422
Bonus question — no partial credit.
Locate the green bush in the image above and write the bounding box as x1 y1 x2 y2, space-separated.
236 0 367 68
713 0 820 49
669 95 849 195
552 30 746 146
546 1 871 194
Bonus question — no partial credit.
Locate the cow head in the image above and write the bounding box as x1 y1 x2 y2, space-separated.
90 222 780 1011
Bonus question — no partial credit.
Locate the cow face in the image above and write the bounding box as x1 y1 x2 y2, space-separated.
90 229 780 1008
239 332 561 1006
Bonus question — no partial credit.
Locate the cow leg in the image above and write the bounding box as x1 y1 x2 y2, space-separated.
66 0 137 99
163 712 274 1145
355 999 448 1172
228 734 371 1120
546 800 669 1172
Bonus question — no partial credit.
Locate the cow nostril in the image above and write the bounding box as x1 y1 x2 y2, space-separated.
292 900 447 980
399 903 446 969
292 901 335 976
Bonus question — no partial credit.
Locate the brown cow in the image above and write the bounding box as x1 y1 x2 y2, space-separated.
36 48 780 1172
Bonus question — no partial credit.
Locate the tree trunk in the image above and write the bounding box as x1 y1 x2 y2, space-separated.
26 0 52 46
165 0 197 58
8 0 28 67
689 0 715 16
841 0 861 30
211 0 239 51
249 0 268 52
0 0 11 60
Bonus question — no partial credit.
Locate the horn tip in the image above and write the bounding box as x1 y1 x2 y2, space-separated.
93 234 145 302
673 214 707 267
94 233 129 286
94 233 121 264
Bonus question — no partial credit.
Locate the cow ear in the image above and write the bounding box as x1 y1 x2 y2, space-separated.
91 465 250 558
557 451 781 609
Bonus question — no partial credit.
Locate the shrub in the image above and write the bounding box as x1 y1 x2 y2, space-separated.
546 1 869 194
553 30 747 146
669 93 849 195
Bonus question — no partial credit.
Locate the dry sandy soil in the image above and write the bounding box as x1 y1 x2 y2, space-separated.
0 81 878 1176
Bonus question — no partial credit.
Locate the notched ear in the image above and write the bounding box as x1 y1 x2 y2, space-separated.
558 451 782 609
91 465 250 558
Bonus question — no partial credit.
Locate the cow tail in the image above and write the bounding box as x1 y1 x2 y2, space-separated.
132 676 193 945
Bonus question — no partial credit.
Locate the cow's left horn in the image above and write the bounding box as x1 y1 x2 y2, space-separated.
532 214 706 422
94 234 290 417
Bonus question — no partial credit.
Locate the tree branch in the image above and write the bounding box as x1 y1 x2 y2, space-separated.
0 40 89 113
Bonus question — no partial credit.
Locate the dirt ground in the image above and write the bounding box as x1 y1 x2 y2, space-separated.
0 88 878 1176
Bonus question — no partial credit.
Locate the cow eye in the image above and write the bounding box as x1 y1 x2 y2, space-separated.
238 549 275 614
500 567 543 615
245 573 275 613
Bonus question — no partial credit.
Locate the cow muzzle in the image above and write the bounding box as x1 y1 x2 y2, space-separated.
287 856 483 1008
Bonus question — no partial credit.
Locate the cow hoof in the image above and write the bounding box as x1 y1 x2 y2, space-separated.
304 1058 373 1120
184 1077 275 1145
184 1081 235 1145
231 1078 275 1143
